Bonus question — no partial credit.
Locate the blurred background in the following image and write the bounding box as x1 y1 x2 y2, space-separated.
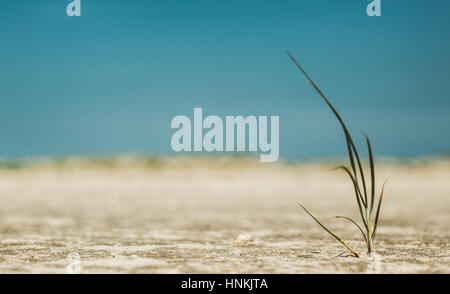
1 0 449 160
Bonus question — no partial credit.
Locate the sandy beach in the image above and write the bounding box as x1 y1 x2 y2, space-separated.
0 157 448 273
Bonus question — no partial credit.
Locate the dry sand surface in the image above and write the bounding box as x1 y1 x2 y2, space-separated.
0 157 448 273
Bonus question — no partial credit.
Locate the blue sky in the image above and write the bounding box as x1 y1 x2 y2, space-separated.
0 0 449 159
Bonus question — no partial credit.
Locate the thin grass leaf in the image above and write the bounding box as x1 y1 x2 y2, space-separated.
332 166 367 229
286 50 368 207
298 204 360 258
333 165 366 210
344 132 360 204
330 216 368 245
365 134 376 215
371 181 387 241
350 140 368 207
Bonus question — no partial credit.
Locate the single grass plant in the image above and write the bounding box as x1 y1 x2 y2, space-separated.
287 51 387 258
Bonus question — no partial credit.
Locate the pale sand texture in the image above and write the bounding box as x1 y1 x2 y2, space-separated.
0 157 448 273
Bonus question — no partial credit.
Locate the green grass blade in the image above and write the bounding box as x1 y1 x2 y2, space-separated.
286 50 368 207
349 140 368 207
298 204 360 258
332 166 367 229
333 165 366 212
364 134 376 216
344 133 359 202
371 181 387 241
330 216 368 245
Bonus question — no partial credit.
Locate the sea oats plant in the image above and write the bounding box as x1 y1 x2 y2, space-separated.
287 51 387 257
